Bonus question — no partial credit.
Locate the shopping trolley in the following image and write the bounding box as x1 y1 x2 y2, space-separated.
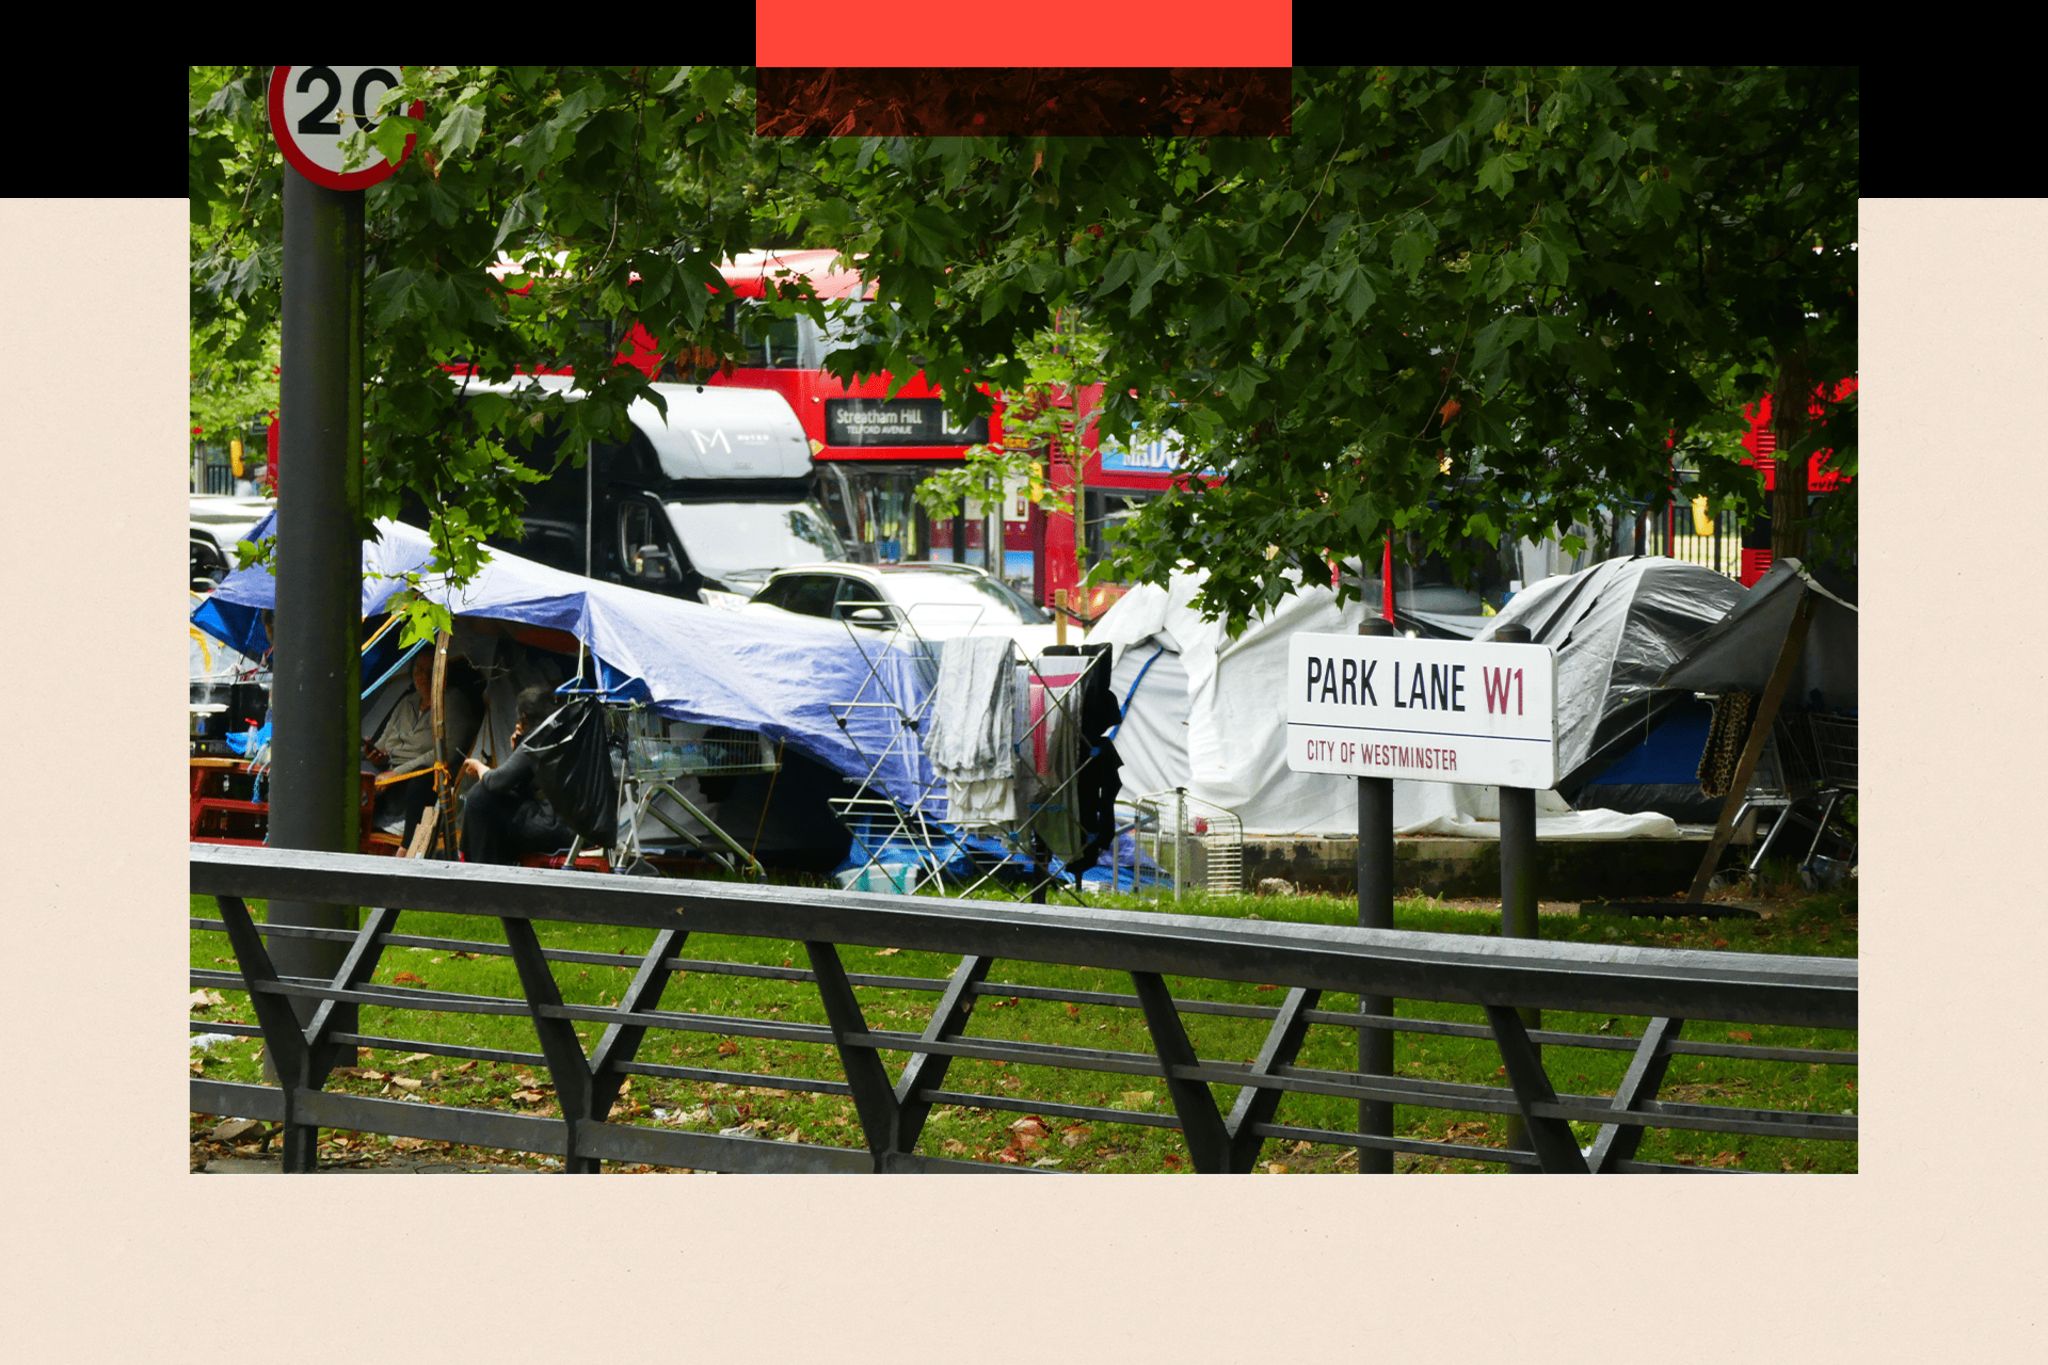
560 694 780 880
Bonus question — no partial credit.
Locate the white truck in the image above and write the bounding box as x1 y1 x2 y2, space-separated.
457 376 849 603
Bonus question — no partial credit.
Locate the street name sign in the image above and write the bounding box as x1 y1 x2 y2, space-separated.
1285 633 1557 788
269 66 420 191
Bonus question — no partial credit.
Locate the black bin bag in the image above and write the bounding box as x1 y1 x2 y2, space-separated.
521 697 618 847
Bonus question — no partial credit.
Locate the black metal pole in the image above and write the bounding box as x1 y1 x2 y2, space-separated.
267 168 365 1157
1492 622 1541 1167
1356 616 1395 1172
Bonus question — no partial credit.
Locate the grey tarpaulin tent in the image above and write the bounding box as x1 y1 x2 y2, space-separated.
1655 558 1859 900
1475 557 1745 817
1657 559 1858 711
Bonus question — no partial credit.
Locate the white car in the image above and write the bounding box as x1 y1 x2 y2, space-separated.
190 494 276 590
745 562 1060 658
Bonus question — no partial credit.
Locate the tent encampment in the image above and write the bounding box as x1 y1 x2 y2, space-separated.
191 516 935 810
1088 571 1682 840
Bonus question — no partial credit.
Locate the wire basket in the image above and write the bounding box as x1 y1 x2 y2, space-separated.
1808 713 1858 790
621 709 779 778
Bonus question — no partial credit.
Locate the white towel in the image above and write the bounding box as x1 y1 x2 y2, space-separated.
926 636 1016 778
927 637 1020 825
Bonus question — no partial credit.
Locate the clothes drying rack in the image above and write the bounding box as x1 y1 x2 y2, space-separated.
819 612 1121 905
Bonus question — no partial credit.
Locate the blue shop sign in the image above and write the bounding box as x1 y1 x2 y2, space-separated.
1098 431 1212 476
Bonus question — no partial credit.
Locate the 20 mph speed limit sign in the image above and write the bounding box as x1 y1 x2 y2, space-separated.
268 66 422 191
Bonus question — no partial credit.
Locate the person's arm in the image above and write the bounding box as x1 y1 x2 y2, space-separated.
475 743 537 797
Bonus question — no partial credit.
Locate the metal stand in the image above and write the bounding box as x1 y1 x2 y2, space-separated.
823 630 1124 905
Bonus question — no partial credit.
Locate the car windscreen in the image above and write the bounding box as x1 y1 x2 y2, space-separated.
665 500 848 584
882 570 1051 627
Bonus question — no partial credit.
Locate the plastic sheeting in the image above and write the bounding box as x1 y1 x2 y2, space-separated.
189 592 262 684
192 516 935 809
1088 571 1679 841
1657 558 1858 713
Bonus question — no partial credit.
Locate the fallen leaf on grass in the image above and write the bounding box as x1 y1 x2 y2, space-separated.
1727 1030 1753 1043
942 1139 969 1156
1119 1090 1156 1110
717 1039 740 1057
391 1137 428 1152
1267 1163 1288 1175
391 972 426 986
388 1077 422 1092
454 1061 477 1074
189 990 226 1010
510 1089 548 1104
1008 1117 1050 1151
875 948 900 957
1161 1153 1183 1169
396 1052 430 1064
1065 1004 1080 1018
1061 1125 1091 1148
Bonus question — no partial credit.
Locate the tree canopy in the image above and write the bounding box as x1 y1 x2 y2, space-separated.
190 65 1856 636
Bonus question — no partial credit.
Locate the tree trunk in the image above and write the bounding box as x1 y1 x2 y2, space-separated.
1771 351 1812 563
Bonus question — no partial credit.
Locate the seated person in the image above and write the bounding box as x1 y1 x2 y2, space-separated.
460 686 573 865
365 649 480 842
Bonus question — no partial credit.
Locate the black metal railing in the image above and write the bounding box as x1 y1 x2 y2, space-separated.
1607 498 1745 578
190 845 1857 1174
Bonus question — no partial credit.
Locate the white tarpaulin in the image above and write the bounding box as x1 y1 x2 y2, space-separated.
1091 573 1678 840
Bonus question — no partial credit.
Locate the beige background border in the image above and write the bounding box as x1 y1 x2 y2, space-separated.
1 196 2037 1359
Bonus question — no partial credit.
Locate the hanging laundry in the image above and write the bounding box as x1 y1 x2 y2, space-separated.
926 636 1021 826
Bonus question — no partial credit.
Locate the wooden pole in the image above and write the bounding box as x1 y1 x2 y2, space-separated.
1685 592 1816 903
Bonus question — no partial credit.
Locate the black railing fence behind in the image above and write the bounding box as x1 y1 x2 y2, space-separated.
190 846 1856 1174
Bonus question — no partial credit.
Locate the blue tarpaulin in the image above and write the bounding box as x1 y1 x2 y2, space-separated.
191 515 935 807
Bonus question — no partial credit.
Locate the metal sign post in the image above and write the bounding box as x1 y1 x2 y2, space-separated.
1289 623 1558 1174
260 69 415 1152
1492 622 1542 1168
1354 617 1395 1173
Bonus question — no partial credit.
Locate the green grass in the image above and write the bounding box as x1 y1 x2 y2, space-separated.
189 883 1857 1174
